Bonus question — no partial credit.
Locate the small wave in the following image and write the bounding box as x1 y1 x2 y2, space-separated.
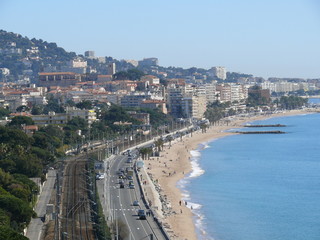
198 142 211 150
177 142 214 240
186 201 202 210
188 149 205 179
193 208 215 240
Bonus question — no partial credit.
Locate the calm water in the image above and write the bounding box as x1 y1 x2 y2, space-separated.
179 110 320 240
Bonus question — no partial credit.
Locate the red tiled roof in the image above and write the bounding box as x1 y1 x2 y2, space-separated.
23 125 38 130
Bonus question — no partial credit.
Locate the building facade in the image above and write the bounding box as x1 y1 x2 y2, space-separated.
210 66 227 80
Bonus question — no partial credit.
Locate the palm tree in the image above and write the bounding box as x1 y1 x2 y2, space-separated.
166 135 173 147
200 123 208 133
154 138 164 152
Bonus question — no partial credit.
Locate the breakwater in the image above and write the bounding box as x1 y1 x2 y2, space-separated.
244 124 286 128
235 130 286 134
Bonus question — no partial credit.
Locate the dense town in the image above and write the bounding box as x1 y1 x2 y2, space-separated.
0 30 319 240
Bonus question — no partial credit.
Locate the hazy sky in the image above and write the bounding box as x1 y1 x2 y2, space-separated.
1 0 320 78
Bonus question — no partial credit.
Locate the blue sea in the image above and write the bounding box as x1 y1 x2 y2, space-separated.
178 103 320 240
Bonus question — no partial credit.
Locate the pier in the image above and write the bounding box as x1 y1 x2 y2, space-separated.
243 124 286 128
235 130 286 134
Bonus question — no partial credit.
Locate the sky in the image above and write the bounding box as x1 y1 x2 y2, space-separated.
1 0 320 79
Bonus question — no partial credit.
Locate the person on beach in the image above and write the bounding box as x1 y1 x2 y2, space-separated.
179 200 182 206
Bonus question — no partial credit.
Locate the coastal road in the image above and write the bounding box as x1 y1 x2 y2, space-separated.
26 169 56 240
97 153 167 240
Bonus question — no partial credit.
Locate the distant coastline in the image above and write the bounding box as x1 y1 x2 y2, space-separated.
302 95 320 98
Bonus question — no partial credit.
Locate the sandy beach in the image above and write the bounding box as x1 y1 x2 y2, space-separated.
144 109 315 240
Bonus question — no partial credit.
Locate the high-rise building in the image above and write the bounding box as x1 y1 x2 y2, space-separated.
167 86 185 118
209 66 227 80
107 63 116 75
181 95 207 119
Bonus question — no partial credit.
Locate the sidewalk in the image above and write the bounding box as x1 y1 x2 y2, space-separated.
139 165 164 219
26 170 56 240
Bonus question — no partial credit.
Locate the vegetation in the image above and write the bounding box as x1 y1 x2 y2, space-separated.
75 100 93 110
0 169 37 238
225 72 253 82
246 85 271 107
275 96 308 110
7 116 34 128
204 101 231 124
139 147 152 160
0 108 10 119
113 68 145 81
0 225 29 240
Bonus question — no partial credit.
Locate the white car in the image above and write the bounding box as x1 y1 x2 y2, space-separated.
96 173 105 180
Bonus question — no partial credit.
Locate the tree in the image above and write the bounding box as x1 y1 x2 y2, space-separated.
64 117 88 133
139 147 152 160
0 209 10 226
43 95 65 114
154 138 164 152
113 68 145 81
166 135 173 147
246 85 270 107
15 106 29 113
31 105 44 115
0 108 10 119
0 126 31 148
200 123 208 133
278 96 308 110
76 100 92 110
8 116 34 128
0 225 29 240
0 195 34 225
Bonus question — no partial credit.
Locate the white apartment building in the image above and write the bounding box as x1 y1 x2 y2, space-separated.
68 58 87 68
209 66 227 80
181 94 207 119
216 83 248 103
260 81 309 93
31 107 97 125
203 83 217 103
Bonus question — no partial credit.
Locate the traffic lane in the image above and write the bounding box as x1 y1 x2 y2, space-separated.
119 161 163 240
131 168 165 240
112 156 154 239
118 181 151 240
110 179 148 240
110 155 166 240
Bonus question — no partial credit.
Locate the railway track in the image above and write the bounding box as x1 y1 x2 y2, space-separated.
61 158 95 240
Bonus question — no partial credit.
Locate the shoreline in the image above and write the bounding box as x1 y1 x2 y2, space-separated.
145 109 316 240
